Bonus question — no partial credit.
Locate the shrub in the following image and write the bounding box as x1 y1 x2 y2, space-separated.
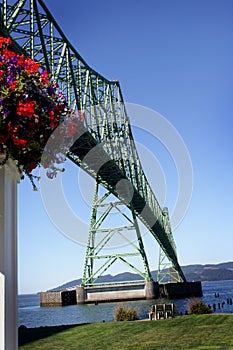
114 305 138 321
187 300 212 315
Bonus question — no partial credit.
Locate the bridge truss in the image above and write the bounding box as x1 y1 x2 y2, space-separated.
0 0 186 284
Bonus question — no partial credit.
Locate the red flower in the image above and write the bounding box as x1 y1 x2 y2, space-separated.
49 110 54 117
8 123 20 136
12 135 27 147
0 70 4 78
2 48 16 59
9 80 18 90
0 37 12 49
48 110 59 127
17 55 25 67
24 57 40 73
17 100 35 118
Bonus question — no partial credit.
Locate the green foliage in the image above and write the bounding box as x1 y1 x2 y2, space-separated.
114 305 138 321
187 300 212 314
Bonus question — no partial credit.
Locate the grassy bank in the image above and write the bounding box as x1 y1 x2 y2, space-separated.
19 314 233 349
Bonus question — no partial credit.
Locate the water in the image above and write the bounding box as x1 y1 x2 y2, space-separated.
18 280 233 328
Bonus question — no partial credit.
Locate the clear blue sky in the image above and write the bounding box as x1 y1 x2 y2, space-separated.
18 0 233 294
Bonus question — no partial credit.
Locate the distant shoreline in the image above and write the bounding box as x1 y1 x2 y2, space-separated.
18 261 233 295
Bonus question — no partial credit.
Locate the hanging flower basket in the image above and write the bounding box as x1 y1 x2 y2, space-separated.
0 36 82 189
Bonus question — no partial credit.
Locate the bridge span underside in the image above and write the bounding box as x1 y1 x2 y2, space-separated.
68 124 186 282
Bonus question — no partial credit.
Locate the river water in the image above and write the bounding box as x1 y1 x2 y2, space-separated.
18 280 233 328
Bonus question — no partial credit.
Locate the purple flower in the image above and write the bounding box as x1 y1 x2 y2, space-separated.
7 74 14 85
9 56 18 65
1 105 10 116
10 64 22 74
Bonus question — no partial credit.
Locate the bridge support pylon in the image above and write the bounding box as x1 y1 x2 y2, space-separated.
81 180 153 287
157 246 183 284
157 207 184 284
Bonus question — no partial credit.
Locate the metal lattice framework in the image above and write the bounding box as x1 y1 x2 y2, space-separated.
82 181 153 286
0 0 186 283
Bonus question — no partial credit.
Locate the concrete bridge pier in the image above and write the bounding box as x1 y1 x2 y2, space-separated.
145 281 158 299
76 286 86 304
40 280 203 307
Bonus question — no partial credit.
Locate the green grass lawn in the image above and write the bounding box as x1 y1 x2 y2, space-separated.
19 315 233 350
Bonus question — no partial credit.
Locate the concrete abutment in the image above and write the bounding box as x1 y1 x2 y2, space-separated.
40 281 202 306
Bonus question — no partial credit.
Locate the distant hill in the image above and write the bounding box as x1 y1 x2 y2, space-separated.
48 261 233 292
182 262 233 282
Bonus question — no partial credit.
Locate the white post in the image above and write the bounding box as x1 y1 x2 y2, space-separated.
0 273 4 350
0 155 21 350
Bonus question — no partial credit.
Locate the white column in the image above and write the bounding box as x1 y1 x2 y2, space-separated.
0 155 21 350
0 273 4 350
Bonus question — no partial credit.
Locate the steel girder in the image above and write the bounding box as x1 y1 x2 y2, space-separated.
0 0 186 282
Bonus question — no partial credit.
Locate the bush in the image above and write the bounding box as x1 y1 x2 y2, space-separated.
114 305 138 321
187 300 212 315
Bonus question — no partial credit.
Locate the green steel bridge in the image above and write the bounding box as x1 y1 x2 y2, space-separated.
0 0 186 286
